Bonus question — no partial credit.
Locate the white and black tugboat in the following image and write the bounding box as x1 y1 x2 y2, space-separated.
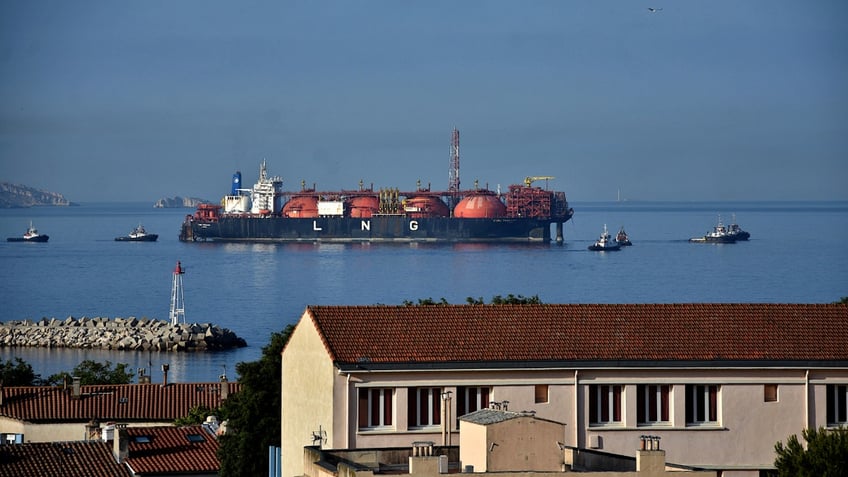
115 224 158 242
689 216 735 243
6 221 49 242
588 224 621 251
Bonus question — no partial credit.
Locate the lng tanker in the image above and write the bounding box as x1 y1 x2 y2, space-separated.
179 160 573 244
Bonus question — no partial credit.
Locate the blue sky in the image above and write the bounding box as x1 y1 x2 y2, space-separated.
1 1 846 202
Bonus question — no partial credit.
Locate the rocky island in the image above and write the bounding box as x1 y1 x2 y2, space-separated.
0 182 74 208
154 196 209 208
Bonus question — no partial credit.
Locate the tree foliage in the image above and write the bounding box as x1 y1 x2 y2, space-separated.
1 358 41 386
46 359 135 386
174 404 221 426
774 426 848 476
217 324 295 477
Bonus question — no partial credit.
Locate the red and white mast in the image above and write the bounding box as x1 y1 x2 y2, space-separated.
169 260 186 326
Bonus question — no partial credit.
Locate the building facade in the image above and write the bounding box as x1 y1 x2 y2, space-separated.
281 303 848 477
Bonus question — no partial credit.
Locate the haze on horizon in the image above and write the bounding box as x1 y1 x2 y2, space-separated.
1 1 846 203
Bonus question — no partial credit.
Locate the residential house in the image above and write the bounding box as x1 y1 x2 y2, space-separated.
281 303 848 477
0 377 237 443
0 424 221 477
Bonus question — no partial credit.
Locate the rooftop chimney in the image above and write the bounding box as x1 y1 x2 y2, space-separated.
636 435 665 473
138 367 150 384
113 424 128 463
161 364 169 387
220 375 229 400
72 376 81 399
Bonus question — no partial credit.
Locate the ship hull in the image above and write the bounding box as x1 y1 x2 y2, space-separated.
181 216 559 243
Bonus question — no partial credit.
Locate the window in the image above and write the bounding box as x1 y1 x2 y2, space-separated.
637 385 670 424
686 384 718 425
764 384 778 402
358 388 393 429
535 384 549 404
456 386 490 418
827 384 848 426
408 387 441 428
589 385 622 425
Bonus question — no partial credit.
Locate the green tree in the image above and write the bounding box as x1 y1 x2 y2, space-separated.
175 404 222 426
0 358 41 386
774 426 848 476
46 359 135 386
217 324 295 477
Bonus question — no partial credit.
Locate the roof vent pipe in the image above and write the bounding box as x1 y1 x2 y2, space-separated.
161 364 169 387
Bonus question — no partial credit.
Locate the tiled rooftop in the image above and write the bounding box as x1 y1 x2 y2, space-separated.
124 425 220 475
305 303 848 366
0 440 131 477
0 381 240 423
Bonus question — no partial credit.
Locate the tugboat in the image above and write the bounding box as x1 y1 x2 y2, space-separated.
588 224 621 251
115 224 158 242
727 214 750 241
689 216 735 243
615 226 632 246
6 222 49 242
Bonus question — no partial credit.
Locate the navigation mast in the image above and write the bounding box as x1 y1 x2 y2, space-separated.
169 260 186 326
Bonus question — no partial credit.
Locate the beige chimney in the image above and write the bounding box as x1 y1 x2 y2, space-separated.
113 424 128 463
72 376 81 399
220 375 229 400
161 364 169 386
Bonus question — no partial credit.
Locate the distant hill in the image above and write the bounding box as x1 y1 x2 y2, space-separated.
153 196 210 208
0 182 74 208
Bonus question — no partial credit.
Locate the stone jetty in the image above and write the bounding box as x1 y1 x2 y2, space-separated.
0 316 247 351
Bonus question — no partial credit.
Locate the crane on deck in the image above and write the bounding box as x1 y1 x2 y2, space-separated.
524 176 555 188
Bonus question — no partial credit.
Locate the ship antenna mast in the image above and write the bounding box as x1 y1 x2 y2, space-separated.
449 128 460 193
169 260 186 326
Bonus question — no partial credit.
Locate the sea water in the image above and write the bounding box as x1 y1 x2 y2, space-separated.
1 201 846 383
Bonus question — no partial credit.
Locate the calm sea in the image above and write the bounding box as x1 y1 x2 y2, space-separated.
1 201 847 384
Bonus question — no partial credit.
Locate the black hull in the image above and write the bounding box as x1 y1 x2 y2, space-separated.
689 236 735 243
181 216 566 243
7 235 49 242
115 235 158 242
588 244 621 251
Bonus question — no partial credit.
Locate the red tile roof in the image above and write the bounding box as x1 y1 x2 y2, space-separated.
124 425 219 475
0 382 240 423
305 304 848 366
0 441 131 477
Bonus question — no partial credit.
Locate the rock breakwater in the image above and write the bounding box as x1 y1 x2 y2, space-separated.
0 317 247 351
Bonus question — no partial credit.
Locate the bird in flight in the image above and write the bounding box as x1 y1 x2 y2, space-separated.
647 7 663 12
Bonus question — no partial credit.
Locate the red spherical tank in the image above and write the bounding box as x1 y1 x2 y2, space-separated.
350 195 379 218
405 196 449 218
282 196 319 218
454 192 506 218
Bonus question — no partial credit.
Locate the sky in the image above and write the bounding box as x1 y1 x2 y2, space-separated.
1 0 847 203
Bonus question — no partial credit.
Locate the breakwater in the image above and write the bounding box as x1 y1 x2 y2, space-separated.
0 317 247 351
